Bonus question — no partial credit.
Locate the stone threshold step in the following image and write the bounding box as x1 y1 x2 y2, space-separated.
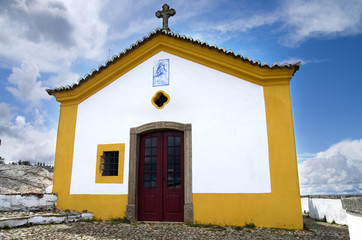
0 210 93 229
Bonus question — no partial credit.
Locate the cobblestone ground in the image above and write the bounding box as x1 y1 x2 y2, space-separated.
0 215 349 240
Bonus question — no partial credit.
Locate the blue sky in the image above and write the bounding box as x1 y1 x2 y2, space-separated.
0 0 361 194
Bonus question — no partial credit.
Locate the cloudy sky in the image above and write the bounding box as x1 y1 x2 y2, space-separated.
0 0 361 195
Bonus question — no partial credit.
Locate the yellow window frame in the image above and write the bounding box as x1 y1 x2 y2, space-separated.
95 143 125 184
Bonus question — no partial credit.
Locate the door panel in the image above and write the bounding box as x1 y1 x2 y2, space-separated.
138 131 184 222
163 133 184 221
138 133 163 221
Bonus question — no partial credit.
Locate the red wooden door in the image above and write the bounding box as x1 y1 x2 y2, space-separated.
138 131 184 222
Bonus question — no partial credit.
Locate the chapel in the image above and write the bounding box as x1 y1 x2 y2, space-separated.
47 4 303 229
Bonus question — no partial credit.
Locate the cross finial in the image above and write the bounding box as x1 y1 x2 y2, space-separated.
155 4 176 32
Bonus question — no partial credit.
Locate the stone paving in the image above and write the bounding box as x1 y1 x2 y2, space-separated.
0 215 349 240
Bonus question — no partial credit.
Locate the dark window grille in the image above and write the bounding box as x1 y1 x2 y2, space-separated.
102 151 119 176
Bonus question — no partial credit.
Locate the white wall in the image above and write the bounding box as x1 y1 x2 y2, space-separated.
301 197 347 225
346 211 362 240
0 194 57 211
301 197 309 213
70 51 270 195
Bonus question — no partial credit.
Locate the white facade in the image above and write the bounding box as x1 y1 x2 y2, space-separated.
70 51 270 195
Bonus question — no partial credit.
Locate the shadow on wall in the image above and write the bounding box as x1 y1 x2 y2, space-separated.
302 196 348 225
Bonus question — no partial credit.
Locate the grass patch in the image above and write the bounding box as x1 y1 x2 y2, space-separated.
211 226 226 231
3 225 10 230
186 222 226 231
81 218 96 223
315 216 327 223
186 223 215 228
110 217 130 224
23 221 31 227
232 226 243 231
303 223 310 231
245 222 256 228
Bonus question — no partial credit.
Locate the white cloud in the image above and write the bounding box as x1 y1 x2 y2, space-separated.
280 0 362 46
65 0 108 60
47 71 80 87
279 57 328 65
15 116 26 127
297 152 317 162
108 17 156 42
189 0 362 47
0 0 109 166
0 103 12 126
6 62 51 106
33 108 45 126
0 103 56 165
298 139 362 195
206 13 278 34
0 0 108 74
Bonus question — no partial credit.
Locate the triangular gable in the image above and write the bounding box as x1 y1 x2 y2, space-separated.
47 29 300 105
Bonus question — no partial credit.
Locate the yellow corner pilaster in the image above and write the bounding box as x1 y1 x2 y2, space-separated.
52 104 128 220
52 104 78 196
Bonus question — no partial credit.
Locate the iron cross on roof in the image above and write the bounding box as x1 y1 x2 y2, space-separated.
155 4 176 32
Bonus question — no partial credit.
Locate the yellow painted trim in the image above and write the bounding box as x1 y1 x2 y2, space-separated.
57 194 128 220
50 34 296 106
52 103 77 196
193 193 302 229
95 143 125 184
151 90 170 109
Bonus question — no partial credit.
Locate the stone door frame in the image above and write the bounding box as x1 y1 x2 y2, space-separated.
126 121 193 223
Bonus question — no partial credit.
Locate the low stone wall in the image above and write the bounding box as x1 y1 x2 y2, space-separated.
0 212 93 229
0 194 57 212
300 195 357 225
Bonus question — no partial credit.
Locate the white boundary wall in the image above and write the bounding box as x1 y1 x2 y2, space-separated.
301 196 347 225
0 194 57 212
341 197 362 240
346 211 362 240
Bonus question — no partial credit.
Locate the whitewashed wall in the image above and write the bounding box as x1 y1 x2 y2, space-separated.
70 51 270 195
346 211 362 240
301 196 347 225
0 194 57 211
341 197 362 240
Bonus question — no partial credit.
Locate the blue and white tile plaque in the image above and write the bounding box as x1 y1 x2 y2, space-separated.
153 59 169 87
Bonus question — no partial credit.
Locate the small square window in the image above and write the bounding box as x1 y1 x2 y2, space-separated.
102 151 119 176
95 143 125 184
